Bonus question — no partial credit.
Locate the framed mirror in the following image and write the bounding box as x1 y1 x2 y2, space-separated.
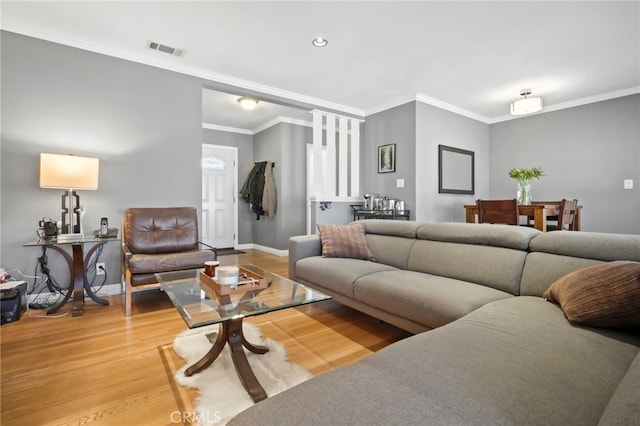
438 145 475 194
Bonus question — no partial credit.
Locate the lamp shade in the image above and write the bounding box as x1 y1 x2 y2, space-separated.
40 153 99 190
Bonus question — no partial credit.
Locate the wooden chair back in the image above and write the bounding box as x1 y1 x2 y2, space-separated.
556 198 578 230
477 199 519 225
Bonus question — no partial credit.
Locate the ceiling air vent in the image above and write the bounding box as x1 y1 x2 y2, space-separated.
147 41 186 58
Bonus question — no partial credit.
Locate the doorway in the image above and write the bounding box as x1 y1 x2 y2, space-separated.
201 144 238 249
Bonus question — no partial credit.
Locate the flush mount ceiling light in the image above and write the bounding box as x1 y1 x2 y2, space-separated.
237 97 259 110
312 37 328 47
510 89 543 116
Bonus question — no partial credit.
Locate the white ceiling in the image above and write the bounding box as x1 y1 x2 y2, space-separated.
2 1 639 128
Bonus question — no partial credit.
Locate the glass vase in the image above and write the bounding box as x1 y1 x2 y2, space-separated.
517 180 532 205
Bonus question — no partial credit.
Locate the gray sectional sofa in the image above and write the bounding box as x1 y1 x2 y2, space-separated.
230 221 640 425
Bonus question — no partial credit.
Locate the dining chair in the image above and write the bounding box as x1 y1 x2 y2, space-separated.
121 207 217 316
547 199 578 231
476 199 519 225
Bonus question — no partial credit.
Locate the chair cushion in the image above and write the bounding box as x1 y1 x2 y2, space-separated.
125 207 200 254
543 261 640 328
129 250 215 275
317 222 375 261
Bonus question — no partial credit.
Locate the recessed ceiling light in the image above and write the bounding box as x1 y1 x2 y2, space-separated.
237 97 259 110
312 37 328 47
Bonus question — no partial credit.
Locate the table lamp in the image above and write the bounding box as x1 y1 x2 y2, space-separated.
39 153 99 240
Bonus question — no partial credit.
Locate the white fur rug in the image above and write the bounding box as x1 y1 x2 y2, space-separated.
172 322 311 425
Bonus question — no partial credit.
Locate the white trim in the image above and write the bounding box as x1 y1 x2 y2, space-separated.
326 115 337 197
202 123 252 135
312 111 324 195
235 243 288 257
367 88 640 124
349 118 360 197
488 86 640 124
415 93 490 123
203 116 313 136
252 116 312 134
366 93 490 123
2 22 365 117
310 109 365 123
365 94 417 117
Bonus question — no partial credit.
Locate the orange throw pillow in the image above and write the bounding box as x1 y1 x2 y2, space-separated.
317 222 375 261
543 261 640 328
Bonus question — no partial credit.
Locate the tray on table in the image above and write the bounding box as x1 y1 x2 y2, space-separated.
199 267 268 296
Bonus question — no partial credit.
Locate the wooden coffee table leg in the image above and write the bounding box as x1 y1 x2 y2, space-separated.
241 332 269 354
185 325 228 376
227 319 268 402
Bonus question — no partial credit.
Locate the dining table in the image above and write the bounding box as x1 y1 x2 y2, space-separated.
464 201 582 232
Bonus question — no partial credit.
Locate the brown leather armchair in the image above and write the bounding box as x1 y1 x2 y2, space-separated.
122 207 216 316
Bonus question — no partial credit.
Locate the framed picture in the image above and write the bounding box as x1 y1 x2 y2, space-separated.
438 145 475 194
378 144 396 173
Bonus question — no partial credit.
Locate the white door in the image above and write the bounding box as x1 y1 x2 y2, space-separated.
202 145 237 249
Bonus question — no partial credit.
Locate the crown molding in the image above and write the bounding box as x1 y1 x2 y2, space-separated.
1 22 365 117
252 116 312 135
366 94 491 124
202 123 253 135
415 93 491 123
203 116 313 136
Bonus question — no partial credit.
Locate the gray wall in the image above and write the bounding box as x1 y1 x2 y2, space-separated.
1 31 203 284
490 94 640 234
202 128 254 245
416 102 490 223
253 122 310 250
363 101 490 223
363 102 417 218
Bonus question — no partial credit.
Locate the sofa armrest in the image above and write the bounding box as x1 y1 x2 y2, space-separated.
289 235 321 281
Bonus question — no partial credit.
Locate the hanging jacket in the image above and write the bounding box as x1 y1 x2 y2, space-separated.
240 161 268 219
262 162 276 217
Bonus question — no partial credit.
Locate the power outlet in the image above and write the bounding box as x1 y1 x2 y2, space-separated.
96 262 106 275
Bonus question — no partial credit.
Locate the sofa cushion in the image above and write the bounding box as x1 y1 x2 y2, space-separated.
408 240 527 295
295 257 396 298
543 261 640 328
529 231 640 262
317 222 375 261
520 252 603 297
417 222 541 250
229 297 640 426
598 351 640 425
128 250 214 275
354 270 513 329
365 234 416 270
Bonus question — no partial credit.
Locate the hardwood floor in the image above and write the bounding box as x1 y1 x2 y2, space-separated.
0 250 411 425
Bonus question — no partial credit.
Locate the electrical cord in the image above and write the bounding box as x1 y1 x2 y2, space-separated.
37 246 63 294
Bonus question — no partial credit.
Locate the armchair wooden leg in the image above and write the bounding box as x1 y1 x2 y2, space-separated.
125 281 132 316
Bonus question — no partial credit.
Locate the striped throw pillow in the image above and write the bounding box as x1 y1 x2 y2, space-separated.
543 261 640 328
317 222 375 261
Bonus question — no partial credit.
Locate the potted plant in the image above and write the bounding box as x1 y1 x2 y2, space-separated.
508 167 544 205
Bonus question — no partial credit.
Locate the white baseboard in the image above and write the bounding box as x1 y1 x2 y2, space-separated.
236 243 288 257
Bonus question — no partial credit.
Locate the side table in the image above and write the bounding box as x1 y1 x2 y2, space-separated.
23 235 119 316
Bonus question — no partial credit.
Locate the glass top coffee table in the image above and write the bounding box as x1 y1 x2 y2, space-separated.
156 264 330 402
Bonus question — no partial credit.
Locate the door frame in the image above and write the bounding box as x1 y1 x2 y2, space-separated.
202 143 239 249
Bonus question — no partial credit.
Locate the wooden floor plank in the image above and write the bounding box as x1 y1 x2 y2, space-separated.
0 250 410 425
